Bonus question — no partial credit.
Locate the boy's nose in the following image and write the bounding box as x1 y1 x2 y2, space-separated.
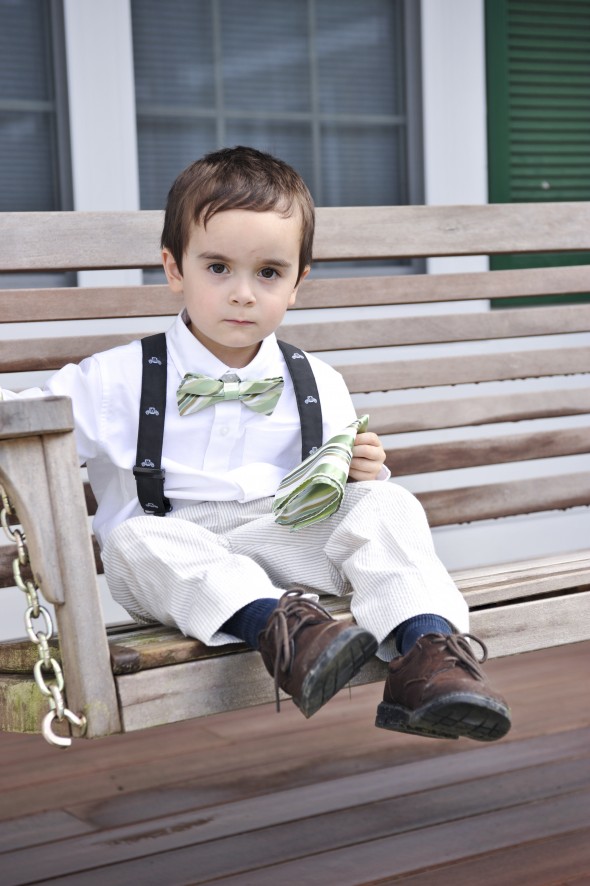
230 278 256 305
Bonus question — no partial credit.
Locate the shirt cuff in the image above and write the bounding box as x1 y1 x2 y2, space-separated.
377 463 391 481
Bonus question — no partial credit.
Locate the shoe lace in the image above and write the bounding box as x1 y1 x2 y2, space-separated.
263 590 334 711
432 632 489 681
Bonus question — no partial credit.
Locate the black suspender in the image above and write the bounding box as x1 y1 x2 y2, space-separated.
133 335 172 516
276 339 323 461
134 333 323 516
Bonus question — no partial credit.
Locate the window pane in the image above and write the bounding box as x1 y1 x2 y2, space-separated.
138 118 217 209
221 0 311 113
316 0 402 117
132 0 215 107
225 120 314 187
321 124 405 206
0 112 57 211
0 0 52 101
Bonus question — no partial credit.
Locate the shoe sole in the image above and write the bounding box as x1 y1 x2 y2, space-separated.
295 627 378 719
375 691 512 742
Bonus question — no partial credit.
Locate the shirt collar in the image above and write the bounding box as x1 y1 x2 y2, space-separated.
166 311 282 380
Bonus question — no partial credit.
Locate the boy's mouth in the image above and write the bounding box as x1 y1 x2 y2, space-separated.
225 319 255 325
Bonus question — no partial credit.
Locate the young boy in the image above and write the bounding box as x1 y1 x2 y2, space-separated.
1 146 511 740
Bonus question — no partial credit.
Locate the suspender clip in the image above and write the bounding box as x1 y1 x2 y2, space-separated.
133 465 166 481
132 465 173 516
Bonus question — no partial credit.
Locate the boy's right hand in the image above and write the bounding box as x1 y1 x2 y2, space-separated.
349 432 386 482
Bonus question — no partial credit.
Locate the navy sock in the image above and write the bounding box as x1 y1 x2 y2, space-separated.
221 598 279 650
394 614 452 656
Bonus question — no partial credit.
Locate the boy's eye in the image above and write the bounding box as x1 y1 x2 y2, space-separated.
259 267 278 280
209 263 227 275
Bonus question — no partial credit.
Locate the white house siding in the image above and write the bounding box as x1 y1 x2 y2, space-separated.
63 0 142 286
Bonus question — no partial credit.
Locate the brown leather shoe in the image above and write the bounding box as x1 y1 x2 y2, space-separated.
258 590 378 718
375 633 511 742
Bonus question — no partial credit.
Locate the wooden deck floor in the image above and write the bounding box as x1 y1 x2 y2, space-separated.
0 640 589 885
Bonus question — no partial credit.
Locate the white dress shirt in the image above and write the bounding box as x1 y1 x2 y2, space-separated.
2 313 366 547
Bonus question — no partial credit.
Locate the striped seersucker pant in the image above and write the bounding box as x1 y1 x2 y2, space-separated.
101 480 469 661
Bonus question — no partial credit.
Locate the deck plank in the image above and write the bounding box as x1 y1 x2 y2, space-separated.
190 790 590 886
389 828 590 886
3 736 587 884
0 641 588 885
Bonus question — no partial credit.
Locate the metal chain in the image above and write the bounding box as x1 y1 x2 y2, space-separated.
0 486 87 748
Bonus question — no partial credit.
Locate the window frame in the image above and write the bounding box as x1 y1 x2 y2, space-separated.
0 0 74 288
132 0 424 214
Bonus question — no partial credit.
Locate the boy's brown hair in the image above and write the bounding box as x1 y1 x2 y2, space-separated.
161 146 315 283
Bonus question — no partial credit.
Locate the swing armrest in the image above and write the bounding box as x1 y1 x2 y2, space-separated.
0 395 76 439
0 396 121 737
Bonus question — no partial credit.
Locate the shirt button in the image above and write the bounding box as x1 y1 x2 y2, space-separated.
219 426 229 436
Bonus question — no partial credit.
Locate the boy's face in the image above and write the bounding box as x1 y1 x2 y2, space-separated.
162 208 309 368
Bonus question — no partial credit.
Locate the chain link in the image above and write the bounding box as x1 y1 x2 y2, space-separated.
0 485 87 747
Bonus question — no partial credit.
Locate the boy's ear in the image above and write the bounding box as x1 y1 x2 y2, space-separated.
162 248 184 293
289 265 310 306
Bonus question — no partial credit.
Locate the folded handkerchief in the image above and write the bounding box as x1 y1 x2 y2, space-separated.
273 414 369 530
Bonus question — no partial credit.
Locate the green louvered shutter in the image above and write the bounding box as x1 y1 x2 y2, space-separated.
486 0 590 290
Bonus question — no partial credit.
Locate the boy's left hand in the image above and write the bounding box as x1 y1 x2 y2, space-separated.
349 432 386 482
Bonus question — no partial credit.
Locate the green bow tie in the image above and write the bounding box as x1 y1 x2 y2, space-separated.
177 372 284 416
273 414 369 530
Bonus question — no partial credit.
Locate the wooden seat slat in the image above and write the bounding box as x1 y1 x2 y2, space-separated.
418 470 590 526
278 303 590 351
7 340 590 385
455 550 590 605
312 203 590 260
108 592 590 732
337 346 590 393
4 303 590 373
0 334 144 373
3 551 588 678
369 387 590 434
470 592 590 659
0 625 246 677
0 211 164 272
389 427 590 475
0 287 179 323
2 264 590 326
2 205 590 273
297 264 590 308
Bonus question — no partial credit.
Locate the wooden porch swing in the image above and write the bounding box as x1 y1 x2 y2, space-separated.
1 202 590 745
